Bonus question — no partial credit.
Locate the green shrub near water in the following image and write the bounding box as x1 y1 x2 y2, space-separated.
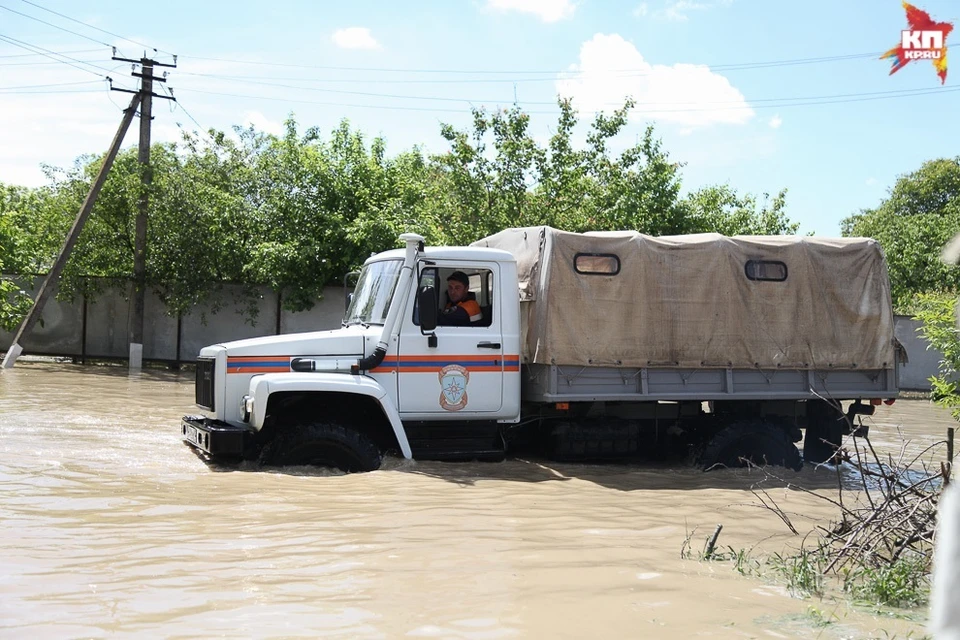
692 540 930 608
843 554 930 609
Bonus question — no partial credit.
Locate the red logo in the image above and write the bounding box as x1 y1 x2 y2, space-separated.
881 2 953 84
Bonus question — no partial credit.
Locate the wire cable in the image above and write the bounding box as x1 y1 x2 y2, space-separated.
174 84 960 116
0 79 100 91
175 100 208 134
179 50 884 76
0 3 111 46
0 32 109 77
4 88 104 94
0 46 101 58
173 50 886 88
0 57 104 66
18 0 173 56
176 73 960 108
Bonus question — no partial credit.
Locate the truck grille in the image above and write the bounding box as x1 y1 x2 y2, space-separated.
195 357 215 411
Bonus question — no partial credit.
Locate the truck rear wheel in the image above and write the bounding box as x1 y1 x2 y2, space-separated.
259 422 382 472
700 422 802 471
803 400 846 465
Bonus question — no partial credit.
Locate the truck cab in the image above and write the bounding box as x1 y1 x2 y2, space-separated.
182 234 521 470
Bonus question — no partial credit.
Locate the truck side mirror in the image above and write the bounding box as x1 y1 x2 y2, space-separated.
418 285 438 332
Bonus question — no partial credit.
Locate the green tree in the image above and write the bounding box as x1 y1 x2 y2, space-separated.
0 209 32 331
0 183 68 331
4 106 797 328
913 293 960 419
842 158 960 310
241 117 432 311
432 98 794 242
682 186 798 236
45 138 262 317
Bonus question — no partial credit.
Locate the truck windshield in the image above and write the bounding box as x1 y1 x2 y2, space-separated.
344 259 404 326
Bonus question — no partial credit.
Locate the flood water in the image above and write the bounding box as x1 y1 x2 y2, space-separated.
1 361 955 638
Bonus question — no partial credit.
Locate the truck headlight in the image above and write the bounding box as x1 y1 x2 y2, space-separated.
240 395 254 422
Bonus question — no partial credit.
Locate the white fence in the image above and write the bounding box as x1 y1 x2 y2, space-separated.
0 277 349 365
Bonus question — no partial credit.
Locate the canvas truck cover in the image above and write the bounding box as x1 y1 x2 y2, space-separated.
472 226 897 370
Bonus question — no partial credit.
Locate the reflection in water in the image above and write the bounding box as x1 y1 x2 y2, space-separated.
0 362 951 638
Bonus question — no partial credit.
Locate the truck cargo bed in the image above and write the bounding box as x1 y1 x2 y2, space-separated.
523 363 898 402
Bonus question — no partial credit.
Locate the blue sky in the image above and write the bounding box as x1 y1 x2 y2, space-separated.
2 0 958 236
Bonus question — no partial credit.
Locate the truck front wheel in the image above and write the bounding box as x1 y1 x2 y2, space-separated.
700 422 803 471
259 422 382 472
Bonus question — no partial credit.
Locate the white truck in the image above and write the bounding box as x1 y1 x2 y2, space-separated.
181 226 901 471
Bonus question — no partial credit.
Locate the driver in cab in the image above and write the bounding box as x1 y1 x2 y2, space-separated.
438 271 482 326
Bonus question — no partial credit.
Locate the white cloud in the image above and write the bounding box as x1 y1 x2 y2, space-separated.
485 0 577 22
866 177 878 186
662 1 708 21
556 33 754 129
331 27 381 50
639 0 731 21
768 114 782 129
243 111 284 136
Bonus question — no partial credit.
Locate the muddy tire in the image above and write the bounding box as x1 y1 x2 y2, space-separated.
700 422 802 471
259 422 382 472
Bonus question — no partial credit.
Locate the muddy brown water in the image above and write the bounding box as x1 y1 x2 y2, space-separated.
1 362 954 638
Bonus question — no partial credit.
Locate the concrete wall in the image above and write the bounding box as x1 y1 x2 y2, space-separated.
894 314 944 391
0 278 948 390
0 278 348 363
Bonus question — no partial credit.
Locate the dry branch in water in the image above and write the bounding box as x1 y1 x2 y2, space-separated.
755 421 953 582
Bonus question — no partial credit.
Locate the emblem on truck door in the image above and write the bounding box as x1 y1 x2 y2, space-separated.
439 364 469 411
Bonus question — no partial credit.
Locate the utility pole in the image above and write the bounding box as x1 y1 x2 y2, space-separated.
1 94 142 370
111 54 176 372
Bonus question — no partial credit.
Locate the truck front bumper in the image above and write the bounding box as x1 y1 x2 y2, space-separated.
182 415 253 458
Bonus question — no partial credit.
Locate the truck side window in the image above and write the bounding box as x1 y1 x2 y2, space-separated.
413 267 493 327
574 253 620 275
744 260 788 282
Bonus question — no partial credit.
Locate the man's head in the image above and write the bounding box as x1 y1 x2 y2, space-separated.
446 271 470 304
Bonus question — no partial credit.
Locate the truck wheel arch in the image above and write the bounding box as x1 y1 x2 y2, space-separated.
254 379 412 459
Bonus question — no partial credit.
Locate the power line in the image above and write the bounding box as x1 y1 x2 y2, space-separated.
18 0 174 57
179 72 960 108
0 3 111 46
0 87 103 94
174 100 210 135
0 46 101 58
0 56 104 66
173 50 885 88
0 79 100 90
173 84 960 117
178 49 883 76
0 32 109 78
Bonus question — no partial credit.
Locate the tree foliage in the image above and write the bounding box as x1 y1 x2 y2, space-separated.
428 98 793 241
842 158 960 310
1 101 797 328
913 294 960 419
0 183 65 330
